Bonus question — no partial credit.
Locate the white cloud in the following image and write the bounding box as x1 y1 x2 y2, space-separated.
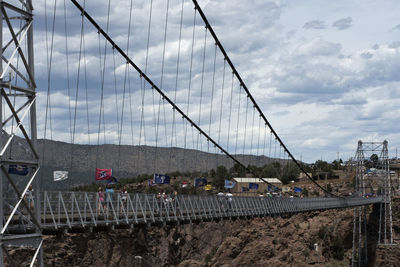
21 0 400 164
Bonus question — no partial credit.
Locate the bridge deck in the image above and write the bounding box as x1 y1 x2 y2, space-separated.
5 192 383 233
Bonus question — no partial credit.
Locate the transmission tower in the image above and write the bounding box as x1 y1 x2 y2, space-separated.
351 140 393 267
0 1 42 266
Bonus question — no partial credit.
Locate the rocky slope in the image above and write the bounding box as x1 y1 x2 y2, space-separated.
38 207 363 266
10 199 399 266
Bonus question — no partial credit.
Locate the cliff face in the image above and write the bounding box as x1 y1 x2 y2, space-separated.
39 208 356 266
372 197 400 267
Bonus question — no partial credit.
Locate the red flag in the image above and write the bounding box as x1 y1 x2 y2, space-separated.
95 168 112 180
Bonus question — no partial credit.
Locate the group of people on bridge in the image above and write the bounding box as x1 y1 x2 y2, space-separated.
97 185 128 213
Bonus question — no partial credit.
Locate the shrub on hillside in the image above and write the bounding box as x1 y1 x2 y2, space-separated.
332 235 344 260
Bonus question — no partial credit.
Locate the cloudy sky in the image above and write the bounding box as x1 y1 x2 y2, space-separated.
18 0 400 164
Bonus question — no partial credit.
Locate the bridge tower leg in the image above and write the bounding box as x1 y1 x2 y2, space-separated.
378 140 393 245
0 1 42 266
351 140 393 266
351 141 368 267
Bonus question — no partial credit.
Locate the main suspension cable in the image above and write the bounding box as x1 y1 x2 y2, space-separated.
71 0 301 190
191 0 340 197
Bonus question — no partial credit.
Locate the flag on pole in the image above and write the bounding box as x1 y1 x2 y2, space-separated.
95 168 112 180
205 184 212 191
224 180 236 189
194 178 207 187
294 187 302 193
107 176 118 184
8 165 29 176
53 171 68 181
153 174 170 184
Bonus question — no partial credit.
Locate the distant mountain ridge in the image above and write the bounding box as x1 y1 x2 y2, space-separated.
3 134 273 190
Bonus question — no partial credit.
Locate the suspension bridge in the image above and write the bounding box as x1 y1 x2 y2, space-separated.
0 1 394 266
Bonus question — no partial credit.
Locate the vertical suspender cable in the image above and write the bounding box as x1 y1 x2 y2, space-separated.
182 8 197 176
207 44 217 172
63 0 72 144
169 0 185 173
128 67 134 146
183 9 197 151
234 85 242 156
117 0 134 175
196 27 207 151
279 144 281 160
82 15 90 145
268 131 272 160
63 0 74 187
95 33 103 169
70 0 86 178
138 0 153 174
42 0 57 188
153 93 162 174
95 0 111 169
226 72 234 153
112 49 120 129
207 44 217 153
249 106 256 166
154 0 170 175
193 26 207 172
81 2 91 176
216 59 226 168
256 116 261 167
242 97 249 164
262 124 267 165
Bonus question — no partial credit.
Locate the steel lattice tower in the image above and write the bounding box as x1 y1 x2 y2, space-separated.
378 140 393 245
0 1 42 266
351 140 393 267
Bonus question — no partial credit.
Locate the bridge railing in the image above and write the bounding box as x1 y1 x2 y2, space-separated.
4 191 384 232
